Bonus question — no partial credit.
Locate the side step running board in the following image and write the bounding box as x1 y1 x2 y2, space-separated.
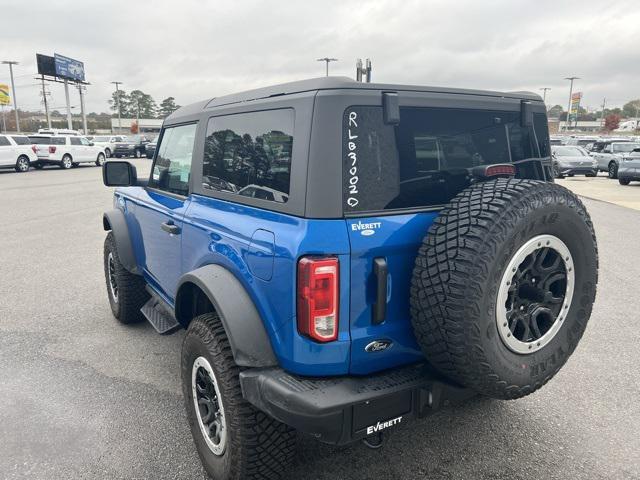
140 296 180 334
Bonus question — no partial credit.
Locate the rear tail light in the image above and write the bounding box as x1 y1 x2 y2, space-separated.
49 146 57 154
471 163 516 179
31 145 37 154
297 257 339 342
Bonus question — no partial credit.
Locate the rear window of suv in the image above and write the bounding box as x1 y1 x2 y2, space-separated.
343 106 545 213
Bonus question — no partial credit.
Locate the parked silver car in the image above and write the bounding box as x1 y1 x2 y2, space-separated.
592 141 640 179
618 148 640 185
551 145 597 179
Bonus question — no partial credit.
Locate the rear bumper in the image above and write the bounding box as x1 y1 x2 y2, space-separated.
240 363 473 445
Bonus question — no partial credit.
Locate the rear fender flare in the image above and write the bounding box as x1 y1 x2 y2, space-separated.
175 265 277 368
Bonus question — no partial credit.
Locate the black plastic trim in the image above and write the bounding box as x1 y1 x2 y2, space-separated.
175 265 278 367
239 362 473 445
102 209 140 275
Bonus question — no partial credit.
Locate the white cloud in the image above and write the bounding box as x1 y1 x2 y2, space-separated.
1 0 639 115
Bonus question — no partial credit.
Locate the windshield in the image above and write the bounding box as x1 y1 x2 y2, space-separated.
554 147 585 157
93 136 110 142
613 143 640 153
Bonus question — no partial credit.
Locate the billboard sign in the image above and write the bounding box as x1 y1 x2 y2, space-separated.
0 83 10 106
36 54 57 77
54 53 85 82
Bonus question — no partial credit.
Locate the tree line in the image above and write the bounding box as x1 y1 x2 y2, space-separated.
547 99 640 122
108 90 181 119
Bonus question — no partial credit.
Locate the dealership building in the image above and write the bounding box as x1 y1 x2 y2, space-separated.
111 118 163 134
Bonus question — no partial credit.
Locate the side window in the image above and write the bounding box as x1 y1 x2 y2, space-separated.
148 123 197 196
0 136 10 146
51 137 66 145
80 137 90 146
202 109 294 203
70 137 81 145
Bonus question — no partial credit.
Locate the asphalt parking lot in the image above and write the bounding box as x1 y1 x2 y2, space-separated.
1 162 639 480
557 174 640 211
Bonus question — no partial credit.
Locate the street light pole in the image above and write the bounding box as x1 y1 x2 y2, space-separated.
564 76 579 132
316 58 338 76
2 61 20 132
111 81 123 134
539 87 551 104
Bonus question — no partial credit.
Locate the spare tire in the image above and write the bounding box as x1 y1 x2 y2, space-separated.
410 179 598 400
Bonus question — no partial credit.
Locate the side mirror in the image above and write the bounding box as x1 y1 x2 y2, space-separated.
103 160 137 187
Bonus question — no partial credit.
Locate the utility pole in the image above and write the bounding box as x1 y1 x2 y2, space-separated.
316 58 338 76
111 81 123 134
63 79 73 130
539 87 551 104
564 76 579 132
40 75 51 129
77 84 87 135
2 61 20 132
600 98 606 130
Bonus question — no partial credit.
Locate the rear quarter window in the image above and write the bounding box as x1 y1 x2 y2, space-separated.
11 136 30 145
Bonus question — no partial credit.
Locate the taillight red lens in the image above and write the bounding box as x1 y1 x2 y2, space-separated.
485 164 516 177
31 145 37 154
297 257 339 342
49 146 57 154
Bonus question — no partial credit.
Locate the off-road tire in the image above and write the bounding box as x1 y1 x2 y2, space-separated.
182 313 296 480
410 179 598 400
103 232 148 324
619 178 631 185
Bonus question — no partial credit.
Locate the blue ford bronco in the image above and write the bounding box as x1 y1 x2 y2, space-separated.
102 77 598 480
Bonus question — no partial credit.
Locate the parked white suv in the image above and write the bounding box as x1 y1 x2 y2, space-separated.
29 135 106 170
90 135 127 158
0 134 38 173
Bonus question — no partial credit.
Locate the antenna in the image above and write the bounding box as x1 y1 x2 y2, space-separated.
356 58 372 83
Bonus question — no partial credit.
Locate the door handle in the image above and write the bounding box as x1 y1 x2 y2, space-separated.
161 221 181 235
372 257 387 325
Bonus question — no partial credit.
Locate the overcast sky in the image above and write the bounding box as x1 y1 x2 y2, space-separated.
2 0 639 115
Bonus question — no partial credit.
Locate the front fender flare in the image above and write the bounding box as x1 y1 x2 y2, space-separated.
103 209 140 274
175 265 277 368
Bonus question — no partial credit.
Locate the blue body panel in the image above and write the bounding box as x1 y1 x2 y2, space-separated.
116 186 438 377
346 213 438 374
181 194 352 376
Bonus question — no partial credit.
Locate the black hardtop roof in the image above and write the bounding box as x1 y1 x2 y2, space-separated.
167 76 543 121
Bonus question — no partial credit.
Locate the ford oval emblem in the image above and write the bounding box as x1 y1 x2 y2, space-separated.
361 229 375 236
365 339 393 352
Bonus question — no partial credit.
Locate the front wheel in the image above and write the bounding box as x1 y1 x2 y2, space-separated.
96 153 105 166
15 155 30 172
552 164 563 179
105 148 111 158
103 232 149 323
411 179 598 400
619 178 631 185
608 162 618 179
182 314 296 480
